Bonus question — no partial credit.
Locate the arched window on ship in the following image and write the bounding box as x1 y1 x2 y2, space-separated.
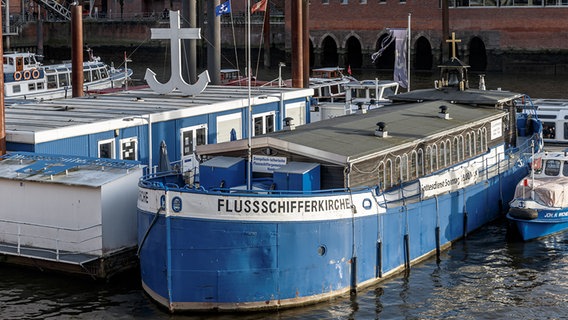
378 161 385 190
409 151 417 180
417 149 424 177
385 159 393 189
425 145 433 174
394 156 402 185
401 154 409 182
431 144 439 173
480 127 488 152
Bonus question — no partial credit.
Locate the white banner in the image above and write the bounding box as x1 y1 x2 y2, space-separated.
419 164 479 199
491 119 502 140
252 155 287 173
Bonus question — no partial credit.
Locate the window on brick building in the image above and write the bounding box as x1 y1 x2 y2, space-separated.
322 0 329 4
360 0 367 3
340 0 348 4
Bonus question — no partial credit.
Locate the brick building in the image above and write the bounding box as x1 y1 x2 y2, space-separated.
4 1 568 73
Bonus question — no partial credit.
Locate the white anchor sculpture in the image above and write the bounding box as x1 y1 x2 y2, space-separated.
145 10 210 95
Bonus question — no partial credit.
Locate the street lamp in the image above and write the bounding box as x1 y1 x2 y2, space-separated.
278 62 286 88
123 114 152 174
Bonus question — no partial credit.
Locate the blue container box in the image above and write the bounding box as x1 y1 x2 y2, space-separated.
199 156 246 189
273 162 320 191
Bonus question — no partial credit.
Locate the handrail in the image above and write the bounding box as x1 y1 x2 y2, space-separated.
0 218 103 261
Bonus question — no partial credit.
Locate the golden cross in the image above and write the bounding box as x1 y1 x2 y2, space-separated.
446 32 461 60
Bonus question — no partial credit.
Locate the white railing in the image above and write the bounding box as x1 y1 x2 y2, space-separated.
0 218 103 262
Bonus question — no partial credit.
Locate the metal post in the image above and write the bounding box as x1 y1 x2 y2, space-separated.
148 115 153 174
71 5 84 98
278 62 286 87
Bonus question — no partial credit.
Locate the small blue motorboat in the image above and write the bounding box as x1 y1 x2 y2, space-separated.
507 151 568 241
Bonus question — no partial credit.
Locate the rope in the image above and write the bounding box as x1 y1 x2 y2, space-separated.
137 206 163 257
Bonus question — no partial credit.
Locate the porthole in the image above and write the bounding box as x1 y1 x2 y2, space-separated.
172 196 182 212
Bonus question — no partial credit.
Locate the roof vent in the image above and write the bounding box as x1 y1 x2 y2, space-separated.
438 105 450 120
356 102 367 114
283 117 295 130
375 122 388 138
478 74 486 90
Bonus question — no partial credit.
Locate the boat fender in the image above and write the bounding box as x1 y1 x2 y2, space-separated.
23 70 31 80
32 68 40 79
14 71 22 81
508 207 538 220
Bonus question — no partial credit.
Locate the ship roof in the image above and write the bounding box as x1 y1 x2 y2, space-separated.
0 152 141 187
5 85 312 144
197 100 507 165
390 87 524 105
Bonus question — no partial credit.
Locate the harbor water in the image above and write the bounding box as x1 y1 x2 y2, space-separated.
2 50 568 319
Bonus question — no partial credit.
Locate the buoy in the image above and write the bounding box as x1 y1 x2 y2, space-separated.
32 68 40 79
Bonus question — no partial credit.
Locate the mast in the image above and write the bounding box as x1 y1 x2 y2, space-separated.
407 13 411 92
247 0 252 189
442 0 450 61
207 0 221 85
263 4 271 68
0 7 5 155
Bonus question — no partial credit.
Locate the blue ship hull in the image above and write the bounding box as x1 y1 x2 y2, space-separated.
137 163 528 312
507 211 568 241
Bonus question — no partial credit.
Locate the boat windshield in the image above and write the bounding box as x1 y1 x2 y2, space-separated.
543 159 561 176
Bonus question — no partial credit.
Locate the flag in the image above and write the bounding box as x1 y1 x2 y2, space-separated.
532 157 542 171
370 28 408 88
215 0 231 16
251 0 268 13
347 65 352 75
392 29 408 89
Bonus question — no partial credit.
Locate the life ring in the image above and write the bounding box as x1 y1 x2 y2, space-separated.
13 71 22 81
31 68 40 79
23 70 31 80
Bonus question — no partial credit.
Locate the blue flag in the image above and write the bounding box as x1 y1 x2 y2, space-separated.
215 1 231 16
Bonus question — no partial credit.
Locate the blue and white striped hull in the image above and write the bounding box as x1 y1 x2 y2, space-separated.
137 164 526 312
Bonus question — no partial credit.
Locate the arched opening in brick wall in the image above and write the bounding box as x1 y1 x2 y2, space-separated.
309 40 315 68
414 36 433 71
374 34 395 71
468 37 487 72
321 36 339 67
345 36 363 69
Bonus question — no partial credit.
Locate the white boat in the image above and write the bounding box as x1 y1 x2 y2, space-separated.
311 78 399 121
3 51 132 102
517 98 568 144
507 150 568 241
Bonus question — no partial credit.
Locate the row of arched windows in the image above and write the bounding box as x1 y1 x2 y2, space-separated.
377 127 488 189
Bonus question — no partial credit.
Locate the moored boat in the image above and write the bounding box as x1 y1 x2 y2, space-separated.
311 78 399 121
3 51 132 102
220 68 269 86
136 49 543 311
517 98 568 145
507 150 568 241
